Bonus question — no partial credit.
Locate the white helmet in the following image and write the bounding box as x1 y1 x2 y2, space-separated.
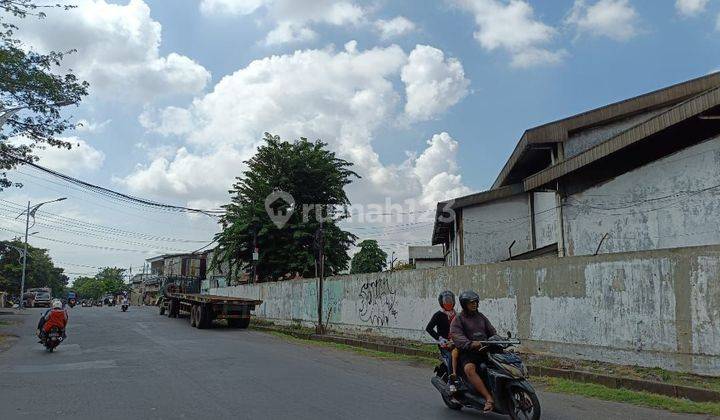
52 299 63 309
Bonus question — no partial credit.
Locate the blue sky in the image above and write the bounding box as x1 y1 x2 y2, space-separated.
2 0 718 277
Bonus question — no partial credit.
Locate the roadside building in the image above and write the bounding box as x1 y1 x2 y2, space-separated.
408 246 444 269
433 72 720 265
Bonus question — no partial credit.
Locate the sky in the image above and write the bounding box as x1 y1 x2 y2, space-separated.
1 0 718 280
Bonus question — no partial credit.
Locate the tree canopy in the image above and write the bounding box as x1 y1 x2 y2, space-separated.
1 0 89 189
72 267 128 300
350 240 387 274
213 133 359 282
0 238 67 296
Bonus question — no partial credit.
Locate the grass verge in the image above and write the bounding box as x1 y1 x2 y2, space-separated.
541 377 720 416
528 354 720 393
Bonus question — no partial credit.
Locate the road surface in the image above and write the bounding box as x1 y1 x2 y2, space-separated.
0 306 714 419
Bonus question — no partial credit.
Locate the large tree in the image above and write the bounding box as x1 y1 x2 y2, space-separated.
350 240 387 274
0 238 68 296
1 0 89 189
214 133 359 282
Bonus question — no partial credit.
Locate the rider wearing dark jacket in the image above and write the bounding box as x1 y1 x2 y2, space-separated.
449 290 497 412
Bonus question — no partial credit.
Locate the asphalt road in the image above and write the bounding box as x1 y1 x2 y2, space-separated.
0 306 714 420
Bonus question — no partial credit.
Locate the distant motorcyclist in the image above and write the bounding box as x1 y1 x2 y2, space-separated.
449 290 497 412
37 299 68 341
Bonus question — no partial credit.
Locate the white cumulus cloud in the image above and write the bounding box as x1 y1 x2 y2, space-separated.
125 43 471 211
412 132 472 207
401 45 470 121
199 0 365 46
453 0 566 68
12 137 105 175
375 16 417 39
675 0 709 16
566 0 639 41
16 0 210 102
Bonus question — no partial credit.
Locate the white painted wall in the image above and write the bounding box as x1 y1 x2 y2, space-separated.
564 135 720 256
533 192 558 249
462 194 531 264
212 245 720 375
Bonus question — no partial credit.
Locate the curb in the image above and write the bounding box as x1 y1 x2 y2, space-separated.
252 324 720 403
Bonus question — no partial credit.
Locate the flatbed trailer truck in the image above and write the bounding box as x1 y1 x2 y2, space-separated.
159 292 263 329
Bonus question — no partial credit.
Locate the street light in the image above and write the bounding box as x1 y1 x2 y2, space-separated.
16 197 67 309
0 101 75 126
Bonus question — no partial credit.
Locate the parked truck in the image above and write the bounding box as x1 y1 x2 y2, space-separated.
157 279 261 329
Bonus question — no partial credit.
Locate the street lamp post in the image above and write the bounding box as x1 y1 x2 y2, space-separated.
17 197 66 309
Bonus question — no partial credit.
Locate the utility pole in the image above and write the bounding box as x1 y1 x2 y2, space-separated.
315 218 325 334
17 197 66 309
19 201 30 309
250 216 259 284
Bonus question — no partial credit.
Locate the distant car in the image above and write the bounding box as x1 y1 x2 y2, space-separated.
94 300 102 307
34 291 52 308
81 300 92 307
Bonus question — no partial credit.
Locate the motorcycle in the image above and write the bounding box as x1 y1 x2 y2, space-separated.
431 333 541 420
121 302 128 312
40 326 64 352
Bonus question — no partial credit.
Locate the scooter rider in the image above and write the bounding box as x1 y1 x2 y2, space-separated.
37 299 68 341
449 290 497 412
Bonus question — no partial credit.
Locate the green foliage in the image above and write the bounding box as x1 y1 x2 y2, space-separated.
0 238 67 296
350 240 387 274
214 133 359 282
0 0 89 189
72 267 128 299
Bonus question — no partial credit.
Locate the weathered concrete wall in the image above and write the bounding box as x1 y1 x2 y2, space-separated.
212 245 720 376
462 194 531 264
564 135 720 256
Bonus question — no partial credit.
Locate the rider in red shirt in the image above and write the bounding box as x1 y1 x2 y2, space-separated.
37 300 68 337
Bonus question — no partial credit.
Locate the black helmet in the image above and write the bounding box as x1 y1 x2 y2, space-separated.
438 290 455 308
459 290 480 311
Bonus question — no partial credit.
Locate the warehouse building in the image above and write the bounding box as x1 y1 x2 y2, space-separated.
433 72 720 265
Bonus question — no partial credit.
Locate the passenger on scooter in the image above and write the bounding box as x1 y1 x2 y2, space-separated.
425 291 460 391
37 299 68 341
449 290 497 412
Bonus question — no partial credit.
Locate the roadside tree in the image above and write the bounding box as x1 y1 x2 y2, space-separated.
214 133 359 282
0 0 89 189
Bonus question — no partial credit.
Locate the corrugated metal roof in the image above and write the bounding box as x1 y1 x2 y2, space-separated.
493 72 720 189
523 87 720 190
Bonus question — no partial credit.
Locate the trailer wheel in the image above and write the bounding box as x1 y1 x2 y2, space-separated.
227 318 250 329
197 305 211 329
168 299 179 318
190 305 198 327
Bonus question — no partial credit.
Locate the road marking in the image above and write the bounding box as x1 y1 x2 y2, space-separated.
9 359 117 373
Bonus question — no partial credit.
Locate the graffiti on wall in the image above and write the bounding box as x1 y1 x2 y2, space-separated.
358 278 398 326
